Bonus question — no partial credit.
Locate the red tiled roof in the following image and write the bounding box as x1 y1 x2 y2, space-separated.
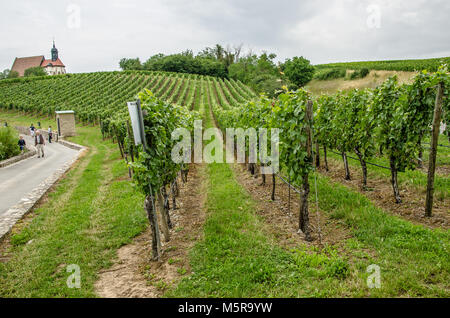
41 58 65 68
11 56 45 77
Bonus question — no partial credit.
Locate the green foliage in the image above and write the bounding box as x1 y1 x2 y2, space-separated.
119 58 143 71
314 68 346 80
131 90 199 195
0 126 20 160
316 66 449 173
213 88 314 183
228 52 282 96
314 94 337 148
8 70 19 79
370 72 437 172
274 89 315 181
143 53 227 78
250 73 283 98
349 68 370 79
282 56 315 87
24 67 47 77
333 89 376 159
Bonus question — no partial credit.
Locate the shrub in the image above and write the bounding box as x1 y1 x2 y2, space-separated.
283 56 315 87
349 68 370 80
314 68 346 80
0 126 20 160
360 68 370 77
24 67 47 77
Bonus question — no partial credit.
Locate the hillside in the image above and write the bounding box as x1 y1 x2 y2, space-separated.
315 56 450 72
305 70 416 95
306 56 450 95
0 71 256 124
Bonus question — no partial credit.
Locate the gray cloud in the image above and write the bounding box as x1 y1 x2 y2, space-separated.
1 0 449 73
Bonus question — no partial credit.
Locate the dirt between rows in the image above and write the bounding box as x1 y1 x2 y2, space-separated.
231 163 356 250
323 157 449 230
94 164 206 298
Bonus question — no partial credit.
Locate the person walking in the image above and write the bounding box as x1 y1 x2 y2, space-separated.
30 124 35 137
35 131 45 158
48 126 53 143
18 136 26 153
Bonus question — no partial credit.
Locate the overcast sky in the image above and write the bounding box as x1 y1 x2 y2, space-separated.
1 0 449 73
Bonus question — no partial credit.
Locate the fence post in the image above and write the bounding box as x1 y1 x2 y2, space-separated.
299 100 313 241
425 82 444 217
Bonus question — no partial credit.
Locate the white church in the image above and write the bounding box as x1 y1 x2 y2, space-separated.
11 41 67 77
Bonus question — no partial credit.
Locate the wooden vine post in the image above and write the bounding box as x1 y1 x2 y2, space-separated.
323 146 329 171
271 168 276 201
156 191 171 242
315 142 320 168
342 152 351 180
355 147 368 189
145 195 162 260
425 82 445 217
126 120 136 163
299 100 313 242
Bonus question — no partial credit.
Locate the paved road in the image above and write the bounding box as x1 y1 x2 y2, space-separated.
0 135 79 216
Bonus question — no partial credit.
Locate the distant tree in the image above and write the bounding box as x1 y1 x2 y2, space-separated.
228 52 285 96
0 69 10 79
142 53 227 78
8 71 19 79
119 58 142 71
282 56 315 88
24 67 47 77
143 54 165 70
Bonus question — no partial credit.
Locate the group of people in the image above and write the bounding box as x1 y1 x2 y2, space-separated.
19 124 54 158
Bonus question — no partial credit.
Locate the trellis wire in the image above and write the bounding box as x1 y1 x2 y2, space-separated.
328 149 392 170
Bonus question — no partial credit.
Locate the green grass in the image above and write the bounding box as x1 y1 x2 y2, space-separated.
167 96 370 298
314 173 450 297
0 110 148 297
325 138 450 200
167 161 367 297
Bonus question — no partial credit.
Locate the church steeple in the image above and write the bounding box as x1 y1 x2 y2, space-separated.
51 40 58 61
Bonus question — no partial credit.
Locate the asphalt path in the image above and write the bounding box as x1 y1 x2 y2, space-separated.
0 135 78 216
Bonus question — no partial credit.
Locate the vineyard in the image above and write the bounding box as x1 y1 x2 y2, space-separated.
0 70 256 134
316 56 450 72
0 65 449 298
213 67 450 234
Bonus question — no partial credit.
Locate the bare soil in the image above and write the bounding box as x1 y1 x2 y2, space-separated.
232 164 358 252
94 164 207 298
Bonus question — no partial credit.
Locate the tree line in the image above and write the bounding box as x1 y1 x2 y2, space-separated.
119 44 315 97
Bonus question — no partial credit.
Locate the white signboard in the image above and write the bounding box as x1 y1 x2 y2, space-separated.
127 101 142 146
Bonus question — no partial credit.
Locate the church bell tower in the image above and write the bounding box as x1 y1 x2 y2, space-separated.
51 40 58 61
